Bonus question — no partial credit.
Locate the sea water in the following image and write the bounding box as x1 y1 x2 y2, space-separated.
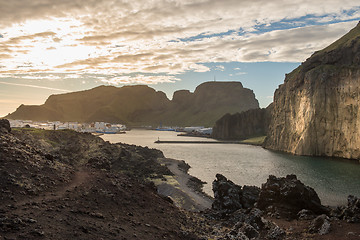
102 129 360 206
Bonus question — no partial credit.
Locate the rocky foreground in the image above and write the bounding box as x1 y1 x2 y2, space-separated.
1 119 360 240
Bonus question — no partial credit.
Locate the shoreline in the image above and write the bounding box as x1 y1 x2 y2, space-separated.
154 157 213 212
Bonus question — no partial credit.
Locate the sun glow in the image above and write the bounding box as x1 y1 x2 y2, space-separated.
1 17 101 73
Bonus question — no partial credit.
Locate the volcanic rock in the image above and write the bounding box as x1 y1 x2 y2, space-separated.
257 175 329 219
0 119 11 133
334 195 360 223
308 214 331 235
212 174 260 213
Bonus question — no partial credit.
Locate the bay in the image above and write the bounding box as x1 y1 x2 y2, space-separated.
102 129 360 206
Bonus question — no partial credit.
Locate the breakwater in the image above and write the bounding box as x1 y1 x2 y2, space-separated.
154 140 240 144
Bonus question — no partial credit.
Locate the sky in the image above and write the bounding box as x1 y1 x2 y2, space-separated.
0 1 360 117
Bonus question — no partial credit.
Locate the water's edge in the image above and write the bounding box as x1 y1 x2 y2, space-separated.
102 130 360 206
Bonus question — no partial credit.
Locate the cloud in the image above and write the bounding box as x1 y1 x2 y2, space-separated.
8 31 56 44
0 0 359 80
214 65 225 71
101 74 181 85
235 72 247 76
0 81 70 92
0 54 12 59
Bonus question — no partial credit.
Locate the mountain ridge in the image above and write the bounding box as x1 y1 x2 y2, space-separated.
7 81 259 127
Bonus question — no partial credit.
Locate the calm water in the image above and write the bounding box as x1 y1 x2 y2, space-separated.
102 129 360 206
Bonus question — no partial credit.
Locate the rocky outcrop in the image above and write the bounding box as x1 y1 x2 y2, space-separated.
212 174 260 212
211 174 330 218
6 82 259 127
212 104 272 140
0 119 11 133
257 175 329 218
209 173 360 239
332 195 360 223
308 214 331 235
264 22 360 159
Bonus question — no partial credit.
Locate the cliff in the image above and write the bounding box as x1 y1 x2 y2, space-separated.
6 81 259 127
264 22 360 159
212 104 272 140
163 82 259 126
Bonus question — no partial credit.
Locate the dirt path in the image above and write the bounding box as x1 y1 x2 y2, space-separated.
15 167 92 207
158 158 213 211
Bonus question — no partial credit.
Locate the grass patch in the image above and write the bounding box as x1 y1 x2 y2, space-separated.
12 127 47 134
148 175 180 187
318 23 360 54
241 136 266 146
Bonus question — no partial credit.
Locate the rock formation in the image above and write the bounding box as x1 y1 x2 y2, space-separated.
257 175 329 218
212 174 260 212
264 22 360 159
332 195 360 223
6 82 259 127
212 104 272 140
0 119 11 133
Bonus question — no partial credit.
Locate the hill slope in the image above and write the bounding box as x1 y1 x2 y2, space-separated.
6 82 259 127
264 22 360 159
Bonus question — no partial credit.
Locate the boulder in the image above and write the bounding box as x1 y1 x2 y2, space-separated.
257 175 329 219
340 195 360 223
309 214 331 235
242 185 261 209
297 209 316 220
212 174 260 213
212 174 242 212
0 119 11 133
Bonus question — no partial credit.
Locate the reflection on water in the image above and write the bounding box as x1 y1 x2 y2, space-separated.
102 129 360 206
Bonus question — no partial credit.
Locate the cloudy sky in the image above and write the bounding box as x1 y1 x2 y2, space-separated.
0 0 360 117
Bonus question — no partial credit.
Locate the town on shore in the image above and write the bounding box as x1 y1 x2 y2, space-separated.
8 119 213 136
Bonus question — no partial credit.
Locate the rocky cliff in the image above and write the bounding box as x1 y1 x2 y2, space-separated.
164 82 259 126
264 22 360 159
6 81 259 127
212 104 272 140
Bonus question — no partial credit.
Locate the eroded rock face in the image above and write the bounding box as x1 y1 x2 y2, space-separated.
212 105 272 140
264 22 360 159
257 175 329 219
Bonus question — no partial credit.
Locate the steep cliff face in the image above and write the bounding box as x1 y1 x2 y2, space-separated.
7 82 259 127
163 82 259 126
264 22 360 159
212 104 272 140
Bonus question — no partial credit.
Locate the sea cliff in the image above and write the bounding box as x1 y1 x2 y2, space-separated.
264 22 360 159
212 104 272 140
